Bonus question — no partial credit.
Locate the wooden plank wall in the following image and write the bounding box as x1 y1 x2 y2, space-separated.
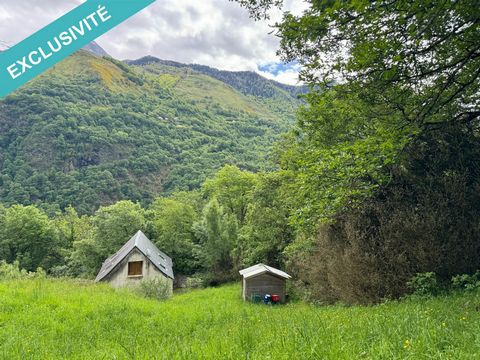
244 273 286 303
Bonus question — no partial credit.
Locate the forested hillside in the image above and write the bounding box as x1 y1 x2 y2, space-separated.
0 50 300 214
127 56 307 98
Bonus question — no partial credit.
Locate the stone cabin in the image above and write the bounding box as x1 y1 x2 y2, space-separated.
95 230 174 293
239 263 291 303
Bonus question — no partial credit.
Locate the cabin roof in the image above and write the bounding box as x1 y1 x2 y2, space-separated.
95 230 174 282
239 263 291 280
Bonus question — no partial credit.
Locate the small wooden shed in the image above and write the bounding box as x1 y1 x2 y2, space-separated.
95 230 174 294
239 264 291 303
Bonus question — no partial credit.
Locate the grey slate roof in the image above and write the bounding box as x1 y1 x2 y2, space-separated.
95 230 174 282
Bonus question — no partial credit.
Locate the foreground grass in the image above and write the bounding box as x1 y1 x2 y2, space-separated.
0 279 479 359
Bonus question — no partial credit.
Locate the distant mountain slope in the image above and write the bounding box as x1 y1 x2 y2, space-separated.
0 50 300 213
126 56 307 98
82 41 109 57
0 40 107 55
0 40 13 52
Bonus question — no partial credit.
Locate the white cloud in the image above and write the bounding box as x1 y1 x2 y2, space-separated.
0 0 307 84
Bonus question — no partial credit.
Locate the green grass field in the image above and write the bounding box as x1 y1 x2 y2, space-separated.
0 279 479 359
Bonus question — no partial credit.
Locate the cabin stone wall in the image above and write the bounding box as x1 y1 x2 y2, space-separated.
103 249 173 293
243 273 286 303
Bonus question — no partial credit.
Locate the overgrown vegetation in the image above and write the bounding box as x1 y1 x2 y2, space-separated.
135 277 172 301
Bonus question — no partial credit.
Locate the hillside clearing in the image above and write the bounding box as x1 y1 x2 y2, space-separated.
0 280 479 359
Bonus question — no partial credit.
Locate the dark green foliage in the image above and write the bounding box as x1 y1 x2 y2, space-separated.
149 197 199 275
407 273 441 297
236 0 480 305
451 272 480 291
202 165 257 225
240 171 294 267
0 205 61 272
194 200 238 284
287 127 480 304
0 165 294 281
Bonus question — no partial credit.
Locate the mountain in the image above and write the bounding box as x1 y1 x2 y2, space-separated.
0 50 301 214
0 40 107 55
127 56 307 98
0 40 12 51
82 41 109 57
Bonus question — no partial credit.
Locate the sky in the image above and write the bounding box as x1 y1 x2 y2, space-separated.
0 0 307 85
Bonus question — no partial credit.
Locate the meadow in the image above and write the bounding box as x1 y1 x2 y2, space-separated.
0 279 479 359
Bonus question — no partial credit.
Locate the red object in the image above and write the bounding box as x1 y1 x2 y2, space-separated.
271 294 280 303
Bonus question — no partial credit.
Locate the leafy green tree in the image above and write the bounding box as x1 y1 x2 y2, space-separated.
239 0 479 128
68 234 102 278
202 165 257 225
237 0 480 222
194 200 238 282
55 207 98 277
149 197 199 274
93 200 146 260
240 171 294 267
0 205 60 272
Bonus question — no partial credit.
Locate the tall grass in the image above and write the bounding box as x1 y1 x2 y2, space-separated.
0 279 479 359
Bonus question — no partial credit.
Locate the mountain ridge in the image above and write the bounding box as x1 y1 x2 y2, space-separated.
126 55 307 98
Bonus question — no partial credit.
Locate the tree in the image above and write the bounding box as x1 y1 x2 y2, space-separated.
93 200 146 260
0 205 61 272
56 207 98 277
240 172 294 267
239 0 479 127
237 0 480 303
236 0 480 220
149 197 199 275
202 165 257 225
194 200 238 282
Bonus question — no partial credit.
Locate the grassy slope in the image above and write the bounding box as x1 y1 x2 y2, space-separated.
0 280 479 359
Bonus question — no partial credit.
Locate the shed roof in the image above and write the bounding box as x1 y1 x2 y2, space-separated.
239 263 291 280
95 230 174 282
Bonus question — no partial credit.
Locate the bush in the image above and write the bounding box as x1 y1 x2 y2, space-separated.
135 277 172 301
451 271 480 291
184 274 205 289
49 265 71 278
0 261 45 280
407 272 440 297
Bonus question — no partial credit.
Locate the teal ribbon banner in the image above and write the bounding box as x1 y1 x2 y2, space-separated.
0 0 155 98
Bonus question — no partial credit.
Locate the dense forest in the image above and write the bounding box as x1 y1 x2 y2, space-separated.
0 0 479 305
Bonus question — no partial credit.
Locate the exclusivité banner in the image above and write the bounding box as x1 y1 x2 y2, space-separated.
0 0 156 99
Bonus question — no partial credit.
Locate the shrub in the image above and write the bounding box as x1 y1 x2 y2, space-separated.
0 261 45 280
407 272 440 297
184 274 205 289
49 265 71 278
136 277 172 301
451 271 480 291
